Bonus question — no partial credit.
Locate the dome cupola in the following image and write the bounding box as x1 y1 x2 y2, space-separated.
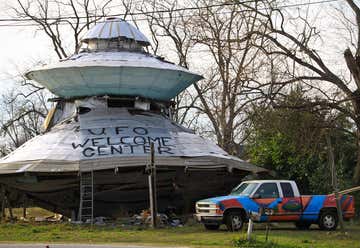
80 17 150 52
25 18 203 101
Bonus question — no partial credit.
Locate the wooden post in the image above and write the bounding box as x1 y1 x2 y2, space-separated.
265 222 270 242
148 143 158 228
247 218 253 241
23 207 26 219
23 195 27 219
326 135 345 232
5 196 14 222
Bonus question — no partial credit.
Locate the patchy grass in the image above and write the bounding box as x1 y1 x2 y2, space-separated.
0 222 359 248
0 208 359 248
232 223 360 248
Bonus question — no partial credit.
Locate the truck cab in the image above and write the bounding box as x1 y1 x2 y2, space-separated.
195 180 355 231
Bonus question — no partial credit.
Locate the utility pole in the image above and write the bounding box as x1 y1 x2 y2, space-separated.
148 142 158 228
326 135 345 232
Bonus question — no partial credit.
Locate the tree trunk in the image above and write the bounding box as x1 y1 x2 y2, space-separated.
0 186 5 221
354 129 360 184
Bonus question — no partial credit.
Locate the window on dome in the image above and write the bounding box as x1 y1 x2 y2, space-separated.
107 99 134 108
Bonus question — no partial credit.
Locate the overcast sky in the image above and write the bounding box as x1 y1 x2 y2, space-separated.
0 0 51 90
0 0 354 93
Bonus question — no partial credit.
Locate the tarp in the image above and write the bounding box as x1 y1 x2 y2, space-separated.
0 100 265 174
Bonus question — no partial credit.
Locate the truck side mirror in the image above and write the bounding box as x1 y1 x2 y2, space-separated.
253 193 261 199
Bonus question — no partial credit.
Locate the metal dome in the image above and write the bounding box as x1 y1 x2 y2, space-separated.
81 17 150 46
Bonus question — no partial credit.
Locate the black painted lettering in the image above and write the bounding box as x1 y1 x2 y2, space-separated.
158 146 174 154
97 145 108 156
120 136 131 144
110 145 122 154
91 137 104 146
115 126 129 134
107 137 121 145
161 137 172 146
72 139 90 149
129 145 134 154
133 127 148 135
147 137 161 146
88 128 106 135
133 136 146 145
83 147 95 157
143 145 151 153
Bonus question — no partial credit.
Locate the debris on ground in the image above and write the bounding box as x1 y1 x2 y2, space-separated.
126 208 183 227
94 216 106 225
6 206 184 227
34 217 46 222
34 214 63 222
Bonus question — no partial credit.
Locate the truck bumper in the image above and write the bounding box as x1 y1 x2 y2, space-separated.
194 214 223 225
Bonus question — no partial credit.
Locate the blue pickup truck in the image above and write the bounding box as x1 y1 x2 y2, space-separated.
195 180 355 231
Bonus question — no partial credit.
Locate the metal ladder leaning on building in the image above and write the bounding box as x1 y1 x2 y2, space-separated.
79 170 94 224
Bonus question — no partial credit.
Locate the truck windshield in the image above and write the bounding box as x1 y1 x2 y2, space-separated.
230 183 259 195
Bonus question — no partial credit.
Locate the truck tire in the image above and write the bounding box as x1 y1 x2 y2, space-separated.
319 211 338 231
295 222 311 230
204 224 220 230
225 211 244 231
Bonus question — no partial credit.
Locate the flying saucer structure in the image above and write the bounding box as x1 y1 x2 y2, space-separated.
0 18 266 219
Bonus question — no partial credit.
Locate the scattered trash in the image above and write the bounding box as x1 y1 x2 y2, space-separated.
71 220 83 225
35 214 63 222
170 219 182 227
126 208 183 227
35 217 46 222
19 216 29 222
94 216 106 225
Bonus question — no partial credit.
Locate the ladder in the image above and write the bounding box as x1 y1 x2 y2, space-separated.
79 170 94 224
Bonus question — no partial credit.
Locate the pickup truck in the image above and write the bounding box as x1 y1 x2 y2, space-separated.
195 180 355 231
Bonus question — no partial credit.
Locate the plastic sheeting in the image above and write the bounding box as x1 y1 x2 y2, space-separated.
0 100 265 175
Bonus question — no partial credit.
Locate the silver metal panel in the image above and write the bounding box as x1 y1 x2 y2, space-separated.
26 52 202 101
81 18 150 45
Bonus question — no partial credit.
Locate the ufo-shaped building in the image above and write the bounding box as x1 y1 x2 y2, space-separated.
0 18 265 219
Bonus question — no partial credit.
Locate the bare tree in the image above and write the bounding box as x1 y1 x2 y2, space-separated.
239 0 360 183
139 0 271 155
1 0 135 155
0 81 48 153
135 0 202 128
11 0 116 59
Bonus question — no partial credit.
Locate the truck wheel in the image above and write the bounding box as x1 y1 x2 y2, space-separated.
204 224 220 230
225 212 244 231
319 211 338 231
295 222 311 230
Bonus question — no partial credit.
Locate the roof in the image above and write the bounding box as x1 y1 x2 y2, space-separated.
242 180 294 184
81 17 150 46
25 51 203 101
0 98 267 174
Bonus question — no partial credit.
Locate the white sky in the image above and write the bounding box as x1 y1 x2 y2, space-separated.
0 1 52 90
0 0 355 93
0 0 356 146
